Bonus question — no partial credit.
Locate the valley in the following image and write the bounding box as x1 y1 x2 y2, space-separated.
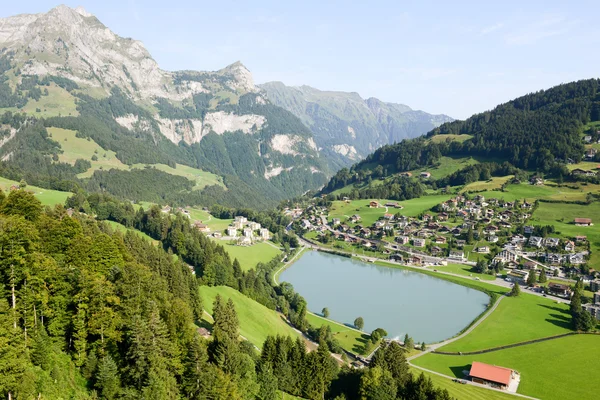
1 3 600 400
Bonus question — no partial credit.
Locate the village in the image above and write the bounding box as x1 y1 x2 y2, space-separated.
293 192 600 310
161 205 271 246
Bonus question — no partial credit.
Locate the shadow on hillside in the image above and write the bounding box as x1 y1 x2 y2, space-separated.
449 365 471 378
352 334 374 355
545 314 572 329
539 304 570 315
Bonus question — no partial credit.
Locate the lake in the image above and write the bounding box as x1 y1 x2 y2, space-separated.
279 250 489 343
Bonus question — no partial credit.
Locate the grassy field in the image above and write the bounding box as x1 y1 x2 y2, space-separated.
130 163 225 190
328 195 452 226
186 207 233 232
461 176 513 192
49 127 129 178
566 161 600 171
0 176 71 206
199 286 301 349
49 127 225 188
425 263 496 281
331 156 477 195
409 156 480 180
531 201 600 264
473 182 600 203
104 220 159 245
439 294 572 352
413 335 600 400
427 134 473 144
413 369 516 400
0 84 79 118
305 312 376 356
215 241 282 271
22 84 79 117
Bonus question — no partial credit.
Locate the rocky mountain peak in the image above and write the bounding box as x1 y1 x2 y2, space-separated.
218 61 255 92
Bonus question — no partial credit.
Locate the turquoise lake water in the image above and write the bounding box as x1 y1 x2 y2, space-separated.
279 250 489 343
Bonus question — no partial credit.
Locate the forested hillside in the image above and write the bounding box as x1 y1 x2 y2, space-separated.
323 79 600 198
0 189 456 399
0 6 328 209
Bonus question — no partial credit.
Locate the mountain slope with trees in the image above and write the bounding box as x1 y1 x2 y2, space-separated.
323 79 599 198
0 5 328 208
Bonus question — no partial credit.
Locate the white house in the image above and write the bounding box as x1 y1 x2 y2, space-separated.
259 228 270 240
227 227 237 237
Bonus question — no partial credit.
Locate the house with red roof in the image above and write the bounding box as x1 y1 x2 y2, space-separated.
469 361 516 390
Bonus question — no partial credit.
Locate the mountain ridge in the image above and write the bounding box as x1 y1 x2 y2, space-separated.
0 5 327 208
259 80 453 168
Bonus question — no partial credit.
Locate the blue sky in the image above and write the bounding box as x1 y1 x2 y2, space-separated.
2 1 600 119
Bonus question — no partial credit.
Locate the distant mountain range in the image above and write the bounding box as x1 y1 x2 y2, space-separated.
0 5 453 207
260 82 453 169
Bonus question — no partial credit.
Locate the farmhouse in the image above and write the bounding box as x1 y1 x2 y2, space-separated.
574 218 592 226
469 362 516 390
194 221 210 233
227 227 237 237
369 201 380 208
420 172 431 178
548 282 572 298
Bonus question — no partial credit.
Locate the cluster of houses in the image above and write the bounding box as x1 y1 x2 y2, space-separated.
161 206 270 246
225 216 270 246
582 282 600 321
299 194 592 274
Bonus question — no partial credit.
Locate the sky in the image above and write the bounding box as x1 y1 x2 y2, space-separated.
2 0 600 119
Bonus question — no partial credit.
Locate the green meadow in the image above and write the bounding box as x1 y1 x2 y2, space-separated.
305 312 376 356
0 176 71 206
530 201 600 264
414 369 515 400
328 195 452 227
413 335 600 400
199 285 301 349
439 294 572 352
216 241 282 271
49 127 225 189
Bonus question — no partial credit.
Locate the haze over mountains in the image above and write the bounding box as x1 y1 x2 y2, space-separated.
0 5 452 205
260 82 452 169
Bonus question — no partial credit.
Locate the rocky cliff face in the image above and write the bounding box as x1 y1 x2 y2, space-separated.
260 81 453 169
0 5 328 204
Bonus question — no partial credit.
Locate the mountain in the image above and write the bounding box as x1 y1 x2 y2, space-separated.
259 81 453 169
323 79 600 199
0 5 327 208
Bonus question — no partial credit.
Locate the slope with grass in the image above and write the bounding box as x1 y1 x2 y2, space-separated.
186 207 233 232
216 241 282 271
460 175 513 192
49 127 226 189
531 201 600 264
328 195 452 227
104 220 159 245
426 263 496 281
0 176 71 206
199 286 301 349
414 369 516 400
305 312 376 356
48 127 129 177
413 335 600 400
438 294 572 353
